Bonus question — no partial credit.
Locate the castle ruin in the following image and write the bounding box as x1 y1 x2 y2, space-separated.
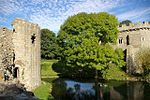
116 22 150 74
0 18 41 90
0 18 150 89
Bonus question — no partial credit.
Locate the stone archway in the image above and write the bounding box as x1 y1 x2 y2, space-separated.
14 60 25 80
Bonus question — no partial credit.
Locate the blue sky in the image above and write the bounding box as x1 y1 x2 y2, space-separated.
0 0 150 33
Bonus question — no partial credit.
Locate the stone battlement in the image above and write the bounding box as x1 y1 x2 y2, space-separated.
12 18 38 27
118 22 150 32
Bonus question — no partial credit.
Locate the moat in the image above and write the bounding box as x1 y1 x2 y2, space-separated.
51 78 150 100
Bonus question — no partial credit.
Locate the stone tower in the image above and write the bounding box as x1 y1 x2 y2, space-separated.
12 18 41 90
0 18 41 90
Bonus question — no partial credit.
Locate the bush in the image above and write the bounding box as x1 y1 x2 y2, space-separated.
135 48 150 76
102 64 127 80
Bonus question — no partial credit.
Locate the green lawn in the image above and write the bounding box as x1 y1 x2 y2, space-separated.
41 59 58 77
33 59 59 100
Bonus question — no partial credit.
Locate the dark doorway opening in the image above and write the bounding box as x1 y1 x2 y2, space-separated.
122 49 127 72
13 67 18 78
126 35 129 45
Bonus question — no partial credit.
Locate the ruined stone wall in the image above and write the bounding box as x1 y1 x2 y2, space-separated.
0 19 41 90
12 18 41 90
0 27 14 80
115 22 150 74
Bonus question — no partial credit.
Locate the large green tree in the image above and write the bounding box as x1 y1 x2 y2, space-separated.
56 12 125 78
41 29 58 59
58 12 118 44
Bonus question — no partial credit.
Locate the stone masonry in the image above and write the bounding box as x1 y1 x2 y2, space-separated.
0 18 41 90
115 22 150 74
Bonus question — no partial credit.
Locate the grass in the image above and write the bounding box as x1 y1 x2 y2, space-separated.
33 59 59 100
41 59 59 77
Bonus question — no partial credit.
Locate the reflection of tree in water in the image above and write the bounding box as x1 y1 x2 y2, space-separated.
52 79 95 100
144 83 150 100
52 78 110 100
51 79 67 100
69 84 95 100
52 79 150 100
93 80 110 100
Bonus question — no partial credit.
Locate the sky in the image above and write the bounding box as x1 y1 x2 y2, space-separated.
0 0 150 33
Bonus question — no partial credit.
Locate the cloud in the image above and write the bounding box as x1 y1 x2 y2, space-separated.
29 0 88 33
29 0 124 33
0 0 20 15
0 0 125 32
0 0 149 33
116 7 150 21
0 0 124 32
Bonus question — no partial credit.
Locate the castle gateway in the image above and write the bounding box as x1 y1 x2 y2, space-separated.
0 18 41 90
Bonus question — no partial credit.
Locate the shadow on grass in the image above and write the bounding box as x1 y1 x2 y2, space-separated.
52 61 96 79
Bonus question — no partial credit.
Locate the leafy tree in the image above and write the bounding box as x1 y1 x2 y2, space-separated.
56 12 125 78
41 29 57 59
58 12 118 44
135 48 150 75
120 20 132 26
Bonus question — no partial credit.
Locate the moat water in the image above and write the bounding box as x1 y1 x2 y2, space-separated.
51 78 150 100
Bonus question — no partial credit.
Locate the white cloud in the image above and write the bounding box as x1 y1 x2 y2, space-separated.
0 17 7 23
29 0 124 33
0 0 124 32
116 8 150 21
1 0 149 33
0 0 20 15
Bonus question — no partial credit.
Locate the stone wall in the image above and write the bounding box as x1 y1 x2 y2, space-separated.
0 27 14 80
115 22 150 74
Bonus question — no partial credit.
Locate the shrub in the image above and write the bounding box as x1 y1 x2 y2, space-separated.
135 48 150 75
102 64 127 80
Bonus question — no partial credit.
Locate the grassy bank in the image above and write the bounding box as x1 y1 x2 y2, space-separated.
33 59 58 100
41 59 58 77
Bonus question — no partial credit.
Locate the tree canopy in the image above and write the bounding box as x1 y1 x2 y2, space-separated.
58 12 118 44
55 12 125 77
120 20 132 26
41 29 58 59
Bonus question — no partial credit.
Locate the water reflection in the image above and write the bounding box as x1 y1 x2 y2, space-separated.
51 78 150 100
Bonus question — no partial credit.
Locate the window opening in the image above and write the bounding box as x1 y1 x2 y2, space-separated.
141 37 145 41
119 37 123 44
31 34 36 44
126 35 130 45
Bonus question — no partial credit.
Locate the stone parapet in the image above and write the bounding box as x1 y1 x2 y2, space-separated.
118 22 150 32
